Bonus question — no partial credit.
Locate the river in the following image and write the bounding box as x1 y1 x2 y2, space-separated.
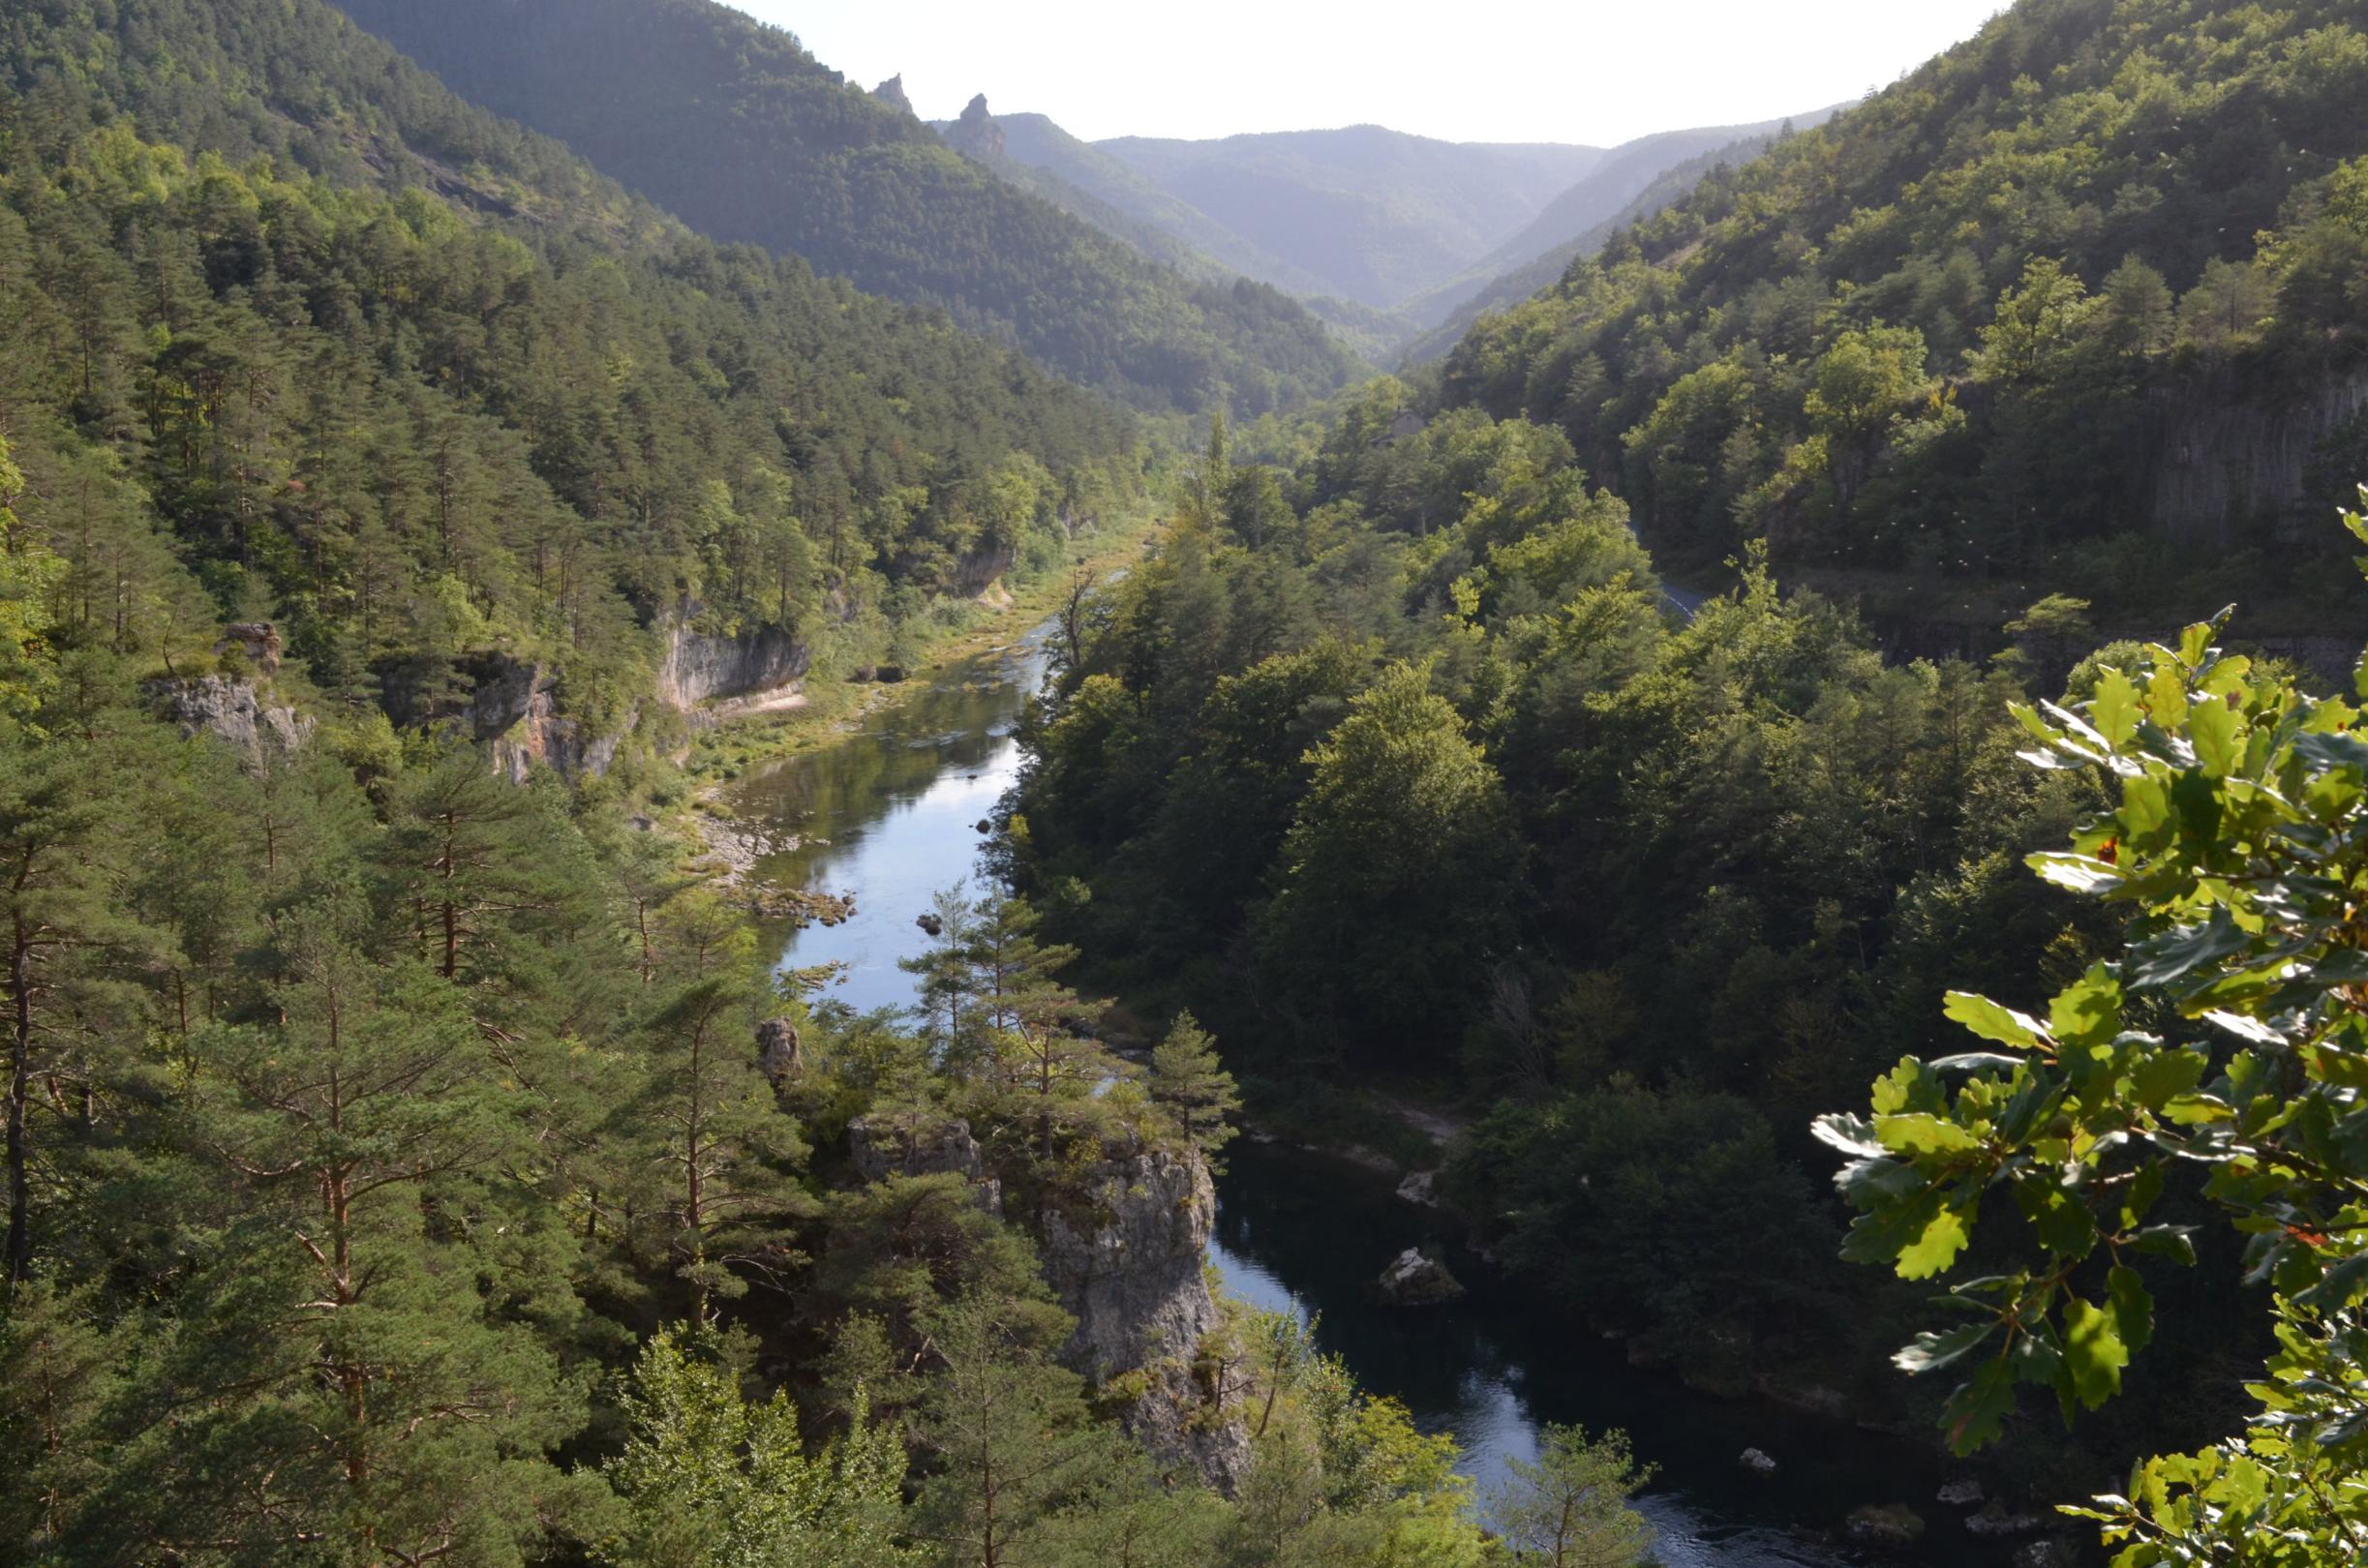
728 625 2013 1567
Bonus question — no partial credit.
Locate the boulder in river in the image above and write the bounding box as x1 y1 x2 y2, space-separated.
1845 1504 1927 1549
1738 1448 1778 1477
1937 1477 1985 1508
2014 1542 2080 1568
1395 1169 1439 1206
1375 1247 1465 1306
1966 1501 2047 1538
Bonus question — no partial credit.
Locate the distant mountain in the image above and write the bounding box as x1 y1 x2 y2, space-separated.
1400 111 1838 331
1089 126 1606 310
933 102 1441 362
328 0 1359 417
986 108 1343 299
970 107 1831 364
1397 112 1840 362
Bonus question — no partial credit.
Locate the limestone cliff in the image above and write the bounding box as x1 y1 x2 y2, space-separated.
655 619 809 712
847 1107 1004 1216
450 656 629 784
951 541 1019 600
1034 1133 1251 1490
945 94 1006 163
840 1110 1247 1489
148 676 314 760
2148 369 2368 549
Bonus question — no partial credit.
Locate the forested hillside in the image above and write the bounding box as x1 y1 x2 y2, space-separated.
1444 0 2368 619
0 0 1147 731
15 0 2368 1560
327 0 1361 418
0 1 1610 1562
1397 111 1838 357
1004 0 2368 1515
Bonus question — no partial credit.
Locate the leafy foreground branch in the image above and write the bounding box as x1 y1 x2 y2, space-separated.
1821 492 2368 1562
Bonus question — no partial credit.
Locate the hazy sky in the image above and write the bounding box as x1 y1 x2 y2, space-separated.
724 0 2006 145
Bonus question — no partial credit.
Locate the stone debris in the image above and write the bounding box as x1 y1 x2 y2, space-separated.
1845 1504 1927 1549
1375 1247 1466 1306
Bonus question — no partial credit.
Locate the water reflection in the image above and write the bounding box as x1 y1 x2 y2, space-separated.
731 629 1051 1014
726 619 2011 1568
1210 1139 2005 1567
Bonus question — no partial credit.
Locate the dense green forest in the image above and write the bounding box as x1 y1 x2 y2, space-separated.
325 0 1361 420
13 0 2368 1561
0 0 1651 1563
997 0 2368 1541
1445 0 2368 618
0 0 1145 729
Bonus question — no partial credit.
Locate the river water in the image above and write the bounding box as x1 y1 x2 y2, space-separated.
728 626 2013 1567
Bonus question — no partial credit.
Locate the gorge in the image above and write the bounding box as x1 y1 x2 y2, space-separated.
727 621 2019 1565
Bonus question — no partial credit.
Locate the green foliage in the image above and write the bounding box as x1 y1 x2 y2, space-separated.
1824 497 2368 1559
1443 0 2368 587
1149 1010 1242 1170
1446 1085 1834 1366
1259 660 1522 1046
0 0 1142 729
603 1328 913 1568
1485 1423 1656 1568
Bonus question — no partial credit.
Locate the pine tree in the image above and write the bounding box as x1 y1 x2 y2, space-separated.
1484 1424 1656 1568
608 974 811 1329
603 1327 914 1568
1148 1010 1240 1170
915 1291 1112 1568
97 890 605 1564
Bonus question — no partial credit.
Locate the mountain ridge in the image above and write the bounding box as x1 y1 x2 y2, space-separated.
327 0 1360 417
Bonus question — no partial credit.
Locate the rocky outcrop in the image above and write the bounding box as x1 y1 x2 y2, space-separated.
655 620 808 713
2149 369 2368 549
1375 1247 1466 1306
215 622 283 677
1966 1501 2049 1539
945 94 1005 161
847 1109 1002 1217
952 542 1018 600
1738 1448 1778 1477
374 651 631 782
1395 1169 1440 1207
873 75 913 114
148 676 313 760
850 1108 986 1182
755 1018 804 1083
1936 1477 1985 1509
1036 1135 1249 1490
838 1112 1243 1488
1845 1504 1928 1550
458 656 628 784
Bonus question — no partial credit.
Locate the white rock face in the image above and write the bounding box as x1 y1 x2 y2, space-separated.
1035 1137 1249 1490
149 677 313 759
655 620 808 709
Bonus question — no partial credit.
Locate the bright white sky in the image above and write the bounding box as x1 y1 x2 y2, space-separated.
725 0 2007 145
